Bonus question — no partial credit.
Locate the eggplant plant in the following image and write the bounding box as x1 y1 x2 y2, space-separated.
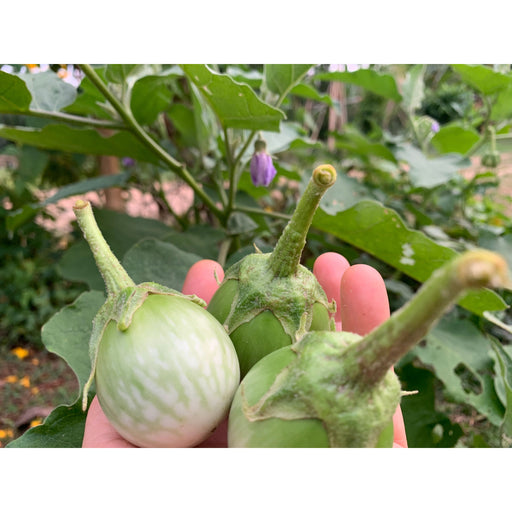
74 199 240 448
227 249 511 447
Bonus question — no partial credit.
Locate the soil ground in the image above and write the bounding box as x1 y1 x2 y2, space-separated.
0 345 78 447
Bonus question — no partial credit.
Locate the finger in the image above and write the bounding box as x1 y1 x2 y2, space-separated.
82 396 136 448
340 265 408 447
313 252 350 330
181 259 224 305
392 405 408 448
339 263 390 336
194 417 229 448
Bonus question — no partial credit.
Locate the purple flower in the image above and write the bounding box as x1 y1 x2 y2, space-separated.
431 121 440 133
122 157 136 168
250 151 277 187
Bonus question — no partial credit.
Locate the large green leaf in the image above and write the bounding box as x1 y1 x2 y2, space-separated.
64 68 113 120
181 64 285 131
0 124 160 163
42 290 105 396
302 169 373 215
264 64 313 96
58 208 176 289
431 125 480 155
164 225 226 260
452 64 512 95
335 128 397 163
313 200 507 315
6 401 88 448
395 143 469 188
122 238 202 291
489 337 512 437
18 71 77 112
105 64 146 84
315 68 402 102
0 70 31 112
289 83 334 106
397 363 463 447
412 316 505 426
131 73 176 125
478 231 512 270
491 83 512 122
401 64 426 114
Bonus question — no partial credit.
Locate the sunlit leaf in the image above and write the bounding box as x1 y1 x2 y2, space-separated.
181 64 285 131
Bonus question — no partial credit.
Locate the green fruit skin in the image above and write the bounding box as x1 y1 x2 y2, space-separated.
207 279 332 378
95 294 240 448
227 344 395 448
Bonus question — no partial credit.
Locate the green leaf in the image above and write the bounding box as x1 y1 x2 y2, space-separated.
289 83 334 106
315 68 402 102
18 71 77 111
401 64 426 114
6 171 131 231
181 64 285 131
312 200 507 316
0 70 31 112
491 83 512 122
105 64 145 84
189 81 218 154
42 290 105 396
395 143 469 188
6 401 87 448
431 124 480 155
302 170 373 215
412 316 505 426
452 64 512 95
0 124 160 164
58 209 176 289
225 66 263 88
478 231 512 270
167 103 197 148
64 69 113 119
164 225 226 260
335 128 397 163
397 363 463 447
122 238 202 291
131 74 174 125
489 337 512 437
264 64 313 96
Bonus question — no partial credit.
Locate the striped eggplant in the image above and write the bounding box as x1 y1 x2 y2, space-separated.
74 200 239 448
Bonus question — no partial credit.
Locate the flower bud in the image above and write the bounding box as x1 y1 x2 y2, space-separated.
250 139 277 187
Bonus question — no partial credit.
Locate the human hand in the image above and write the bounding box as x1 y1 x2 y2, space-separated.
82 255 407 448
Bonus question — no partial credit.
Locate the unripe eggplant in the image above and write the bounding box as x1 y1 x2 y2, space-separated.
207 165 337 377
228 249 511 447
73 200 240 448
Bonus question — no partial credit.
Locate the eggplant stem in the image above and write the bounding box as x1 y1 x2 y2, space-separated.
73 200 135 296
355 249 510 386
268 164 336 278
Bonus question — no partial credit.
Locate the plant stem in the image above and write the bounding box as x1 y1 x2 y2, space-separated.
2 108 126 130
73 200 135 296
268 164 336 278
356 249 510 387
234 204 291 221
79 64 226 224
